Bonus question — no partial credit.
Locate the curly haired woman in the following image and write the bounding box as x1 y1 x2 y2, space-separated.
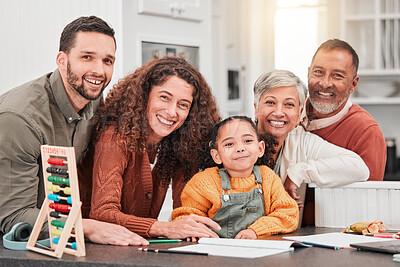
88 57 221 242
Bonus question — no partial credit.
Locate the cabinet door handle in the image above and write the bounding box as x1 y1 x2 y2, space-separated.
170 2 179 13
178 4 186 14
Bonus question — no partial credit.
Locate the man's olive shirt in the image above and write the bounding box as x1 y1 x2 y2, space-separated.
0 70 100 234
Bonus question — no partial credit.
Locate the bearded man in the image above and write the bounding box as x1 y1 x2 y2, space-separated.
297 39 386 226
0 16 148 246
301 39 386 181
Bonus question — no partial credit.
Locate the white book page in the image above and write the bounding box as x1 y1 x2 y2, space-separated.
169 244 292 258
283 233 389 248
198 237 295 250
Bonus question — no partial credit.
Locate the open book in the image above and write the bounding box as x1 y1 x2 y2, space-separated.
169 238 308 258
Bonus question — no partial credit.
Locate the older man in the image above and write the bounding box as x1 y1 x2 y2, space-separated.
297 39 386 226
302 39 386 181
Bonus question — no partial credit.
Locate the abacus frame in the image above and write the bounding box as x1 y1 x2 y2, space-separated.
26 145 85 258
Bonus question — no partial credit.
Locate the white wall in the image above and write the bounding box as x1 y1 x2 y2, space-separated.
214 0 275 118
0 0 277 121
326 0 400 156
211 0 228 117
0 0 217 109
246 0 275 116
361 104 400 157
0 0 124 95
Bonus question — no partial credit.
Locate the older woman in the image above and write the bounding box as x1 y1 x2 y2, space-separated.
253 69 369 223
88 57 221 242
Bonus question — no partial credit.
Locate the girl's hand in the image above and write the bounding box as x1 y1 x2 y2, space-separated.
234 229 257 239
149 214 221 239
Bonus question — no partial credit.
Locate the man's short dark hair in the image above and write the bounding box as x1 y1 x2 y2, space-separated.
59 16 116 53
312 39 359 75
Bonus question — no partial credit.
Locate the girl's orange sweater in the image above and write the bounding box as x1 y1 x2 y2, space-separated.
172 166 299 238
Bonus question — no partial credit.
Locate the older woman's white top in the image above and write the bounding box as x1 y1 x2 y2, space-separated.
280 126 370 187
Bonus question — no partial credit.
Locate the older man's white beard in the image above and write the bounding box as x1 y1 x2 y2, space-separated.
309 94 349 115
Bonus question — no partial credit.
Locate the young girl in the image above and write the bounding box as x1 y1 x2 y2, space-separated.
172 116 299 239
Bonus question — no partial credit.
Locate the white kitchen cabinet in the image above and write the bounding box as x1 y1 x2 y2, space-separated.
137 0 205 22
341 0 400 104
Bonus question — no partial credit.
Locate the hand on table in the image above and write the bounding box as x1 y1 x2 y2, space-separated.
150 214 221 239
284 177 303 208
235 229 257 239
186 236 199 242
82 219 149 246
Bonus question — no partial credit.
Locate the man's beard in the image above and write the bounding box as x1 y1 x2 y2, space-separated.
309 87 350 115
66 62 106 101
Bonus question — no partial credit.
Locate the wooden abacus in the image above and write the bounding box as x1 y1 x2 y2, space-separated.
26 145 85 258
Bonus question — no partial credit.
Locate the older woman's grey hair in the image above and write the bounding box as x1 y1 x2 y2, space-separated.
253 70 308 111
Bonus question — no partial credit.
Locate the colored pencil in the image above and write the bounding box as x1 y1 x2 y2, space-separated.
138 247 208 256
367 234 400 239
301 241 340 250
148 239 183 244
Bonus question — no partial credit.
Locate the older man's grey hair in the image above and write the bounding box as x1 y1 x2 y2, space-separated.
253 70 307 111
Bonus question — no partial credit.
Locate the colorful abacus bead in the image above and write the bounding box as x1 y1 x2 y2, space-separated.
53 237 76 250
50 211 68 219
46 167 68 175
47 158 67 166
49 203 71 213
51 228 64 236
51 220 66 228
47 184 71 195
47 176 70 185
48 194 72 204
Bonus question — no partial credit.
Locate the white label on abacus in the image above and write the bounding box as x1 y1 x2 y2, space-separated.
42 146 67 156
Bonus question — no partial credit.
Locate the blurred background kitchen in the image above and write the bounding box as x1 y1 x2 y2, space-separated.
0 0 399 178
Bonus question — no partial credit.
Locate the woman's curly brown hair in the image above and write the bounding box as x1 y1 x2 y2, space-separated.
95 57 221 185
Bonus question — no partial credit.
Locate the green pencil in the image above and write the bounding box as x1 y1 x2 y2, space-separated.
148 239 183 243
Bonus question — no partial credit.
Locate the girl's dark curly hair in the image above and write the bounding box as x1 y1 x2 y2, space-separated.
203 116 277 169
95 57 221 185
